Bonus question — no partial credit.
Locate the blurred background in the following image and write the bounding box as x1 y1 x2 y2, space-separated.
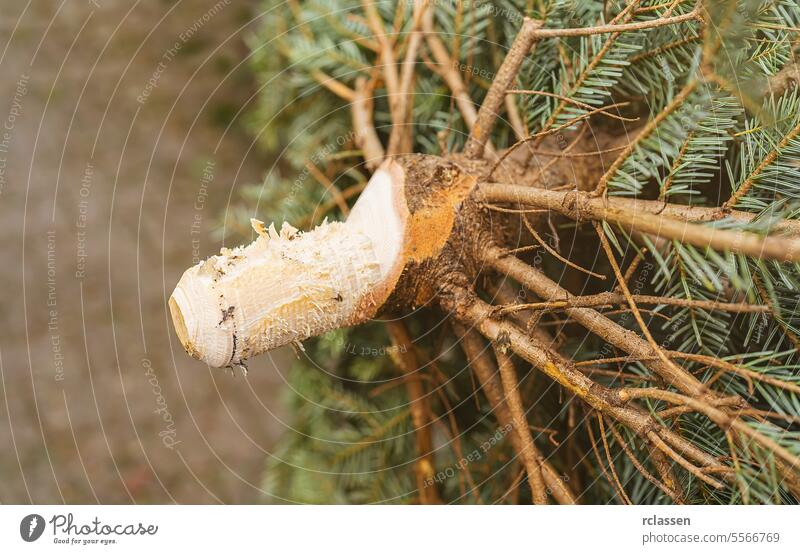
0 0 291 503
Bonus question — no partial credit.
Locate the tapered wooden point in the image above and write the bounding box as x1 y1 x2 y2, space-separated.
169 160 409 367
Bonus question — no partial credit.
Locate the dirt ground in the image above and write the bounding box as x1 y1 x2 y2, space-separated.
0 0 291 503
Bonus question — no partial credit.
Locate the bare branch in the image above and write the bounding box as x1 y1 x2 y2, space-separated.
455 325 576 504
447 289 730 485
619 388 800 471
605 418 683 503
493 347 548 504
352 77 386 169
521 214 607 280
480 182 800 237
310 69 356 101
463 18 542 159
362 0 400 114
481 245 707 396
494 291 769 316
594 221 711 397
529 8 700 40
478 183 800 262
387 0 428 155
421 9 482 146
386 321 441 504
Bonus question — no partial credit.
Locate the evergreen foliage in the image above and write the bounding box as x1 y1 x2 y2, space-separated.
238 0 800 504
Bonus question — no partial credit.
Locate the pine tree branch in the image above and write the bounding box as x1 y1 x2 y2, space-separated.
352 76 386 169
618 388 800 471
478 184 800 262
529 7 700 39
387 0 428 155
455 325 576 504
493 347 548 504
463 18 542 159
493 292 769 315
659 130 695 201
594 80 698 197
481 245 708 396
386 320 441 504
629 34 701 63
536 0 641 135
723 120 800 209
446 289 730 489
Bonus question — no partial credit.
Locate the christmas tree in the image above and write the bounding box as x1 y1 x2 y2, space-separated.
173 0 800 504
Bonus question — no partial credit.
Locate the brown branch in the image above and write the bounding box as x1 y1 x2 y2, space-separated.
447 290 729 489
385 321 440 504
668 351 800 396
648 443 685 502
493 348 548 504
587 413 631 503
362 0 400 118
494 291 769 316
455 325 577 504
310 69 356 101
605 418 683 503
646 430 725 488
619 387 800 471
480 182 800 237
305 162 349 216
726 430 750 503
463 18 542 159
595 80 698 197
352 77 385 169
482 246 707 396
387 0 428 155
504 94 527 141
528 8 700 39
597 413 633 504
421 9 481 142
594 221 716 397
478 184 800 262
522 214 607 280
